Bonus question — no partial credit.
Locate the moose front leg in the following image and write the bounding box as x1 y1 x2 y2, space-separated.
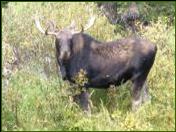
72 90 91 114
79 90 90 112
56 57 67 79
59 65 66 79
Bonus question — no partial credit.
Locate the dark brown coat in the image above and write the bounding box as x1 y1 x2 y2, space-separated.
56 33 157 111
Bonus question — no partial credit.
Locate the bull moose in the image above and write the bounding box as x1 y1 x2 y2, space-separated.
34 16 157 112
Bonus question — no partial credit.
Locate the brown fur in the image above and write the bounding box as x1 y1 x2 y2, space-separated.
72 35 84 54
55 32 157 112
91 38 134 61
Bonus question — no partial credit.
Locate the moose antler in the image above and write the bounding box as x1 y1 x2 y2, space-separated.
70 15 96 34
34 17 58 36
83 15 96 31
34 15 96 35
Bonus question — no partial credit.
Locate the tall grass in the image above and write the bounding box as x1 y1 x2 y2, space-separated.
2 2 175 131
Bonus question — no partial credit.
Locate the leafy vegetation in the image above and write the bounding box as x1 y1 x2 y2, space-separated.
2 2 175 131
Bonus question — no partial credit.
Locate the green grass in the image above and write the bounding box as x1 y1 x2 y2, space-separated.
2 2 175 131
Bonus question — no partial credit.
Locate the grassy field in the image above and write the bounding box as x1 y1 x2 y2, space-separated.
2 2 175 131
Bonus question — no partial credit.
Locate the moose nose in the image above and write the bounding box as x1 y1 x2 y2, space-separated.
60 51 70 61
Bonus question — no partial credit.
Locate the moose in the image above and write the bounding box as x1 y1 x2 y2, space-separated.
34 16 157 112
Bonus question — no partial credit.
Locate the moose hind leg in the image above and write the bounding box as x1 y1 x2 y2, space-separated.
141 82 151 103
131 75 147 111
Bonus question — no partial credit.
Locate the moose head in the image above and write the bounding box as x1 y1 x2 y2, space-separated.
34 16 96 61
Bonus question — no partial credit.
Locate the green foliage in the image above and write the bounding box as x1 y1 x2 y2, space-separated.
73 69 88 87
2 2 175 131
137 2 175 22
1 1 9 8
